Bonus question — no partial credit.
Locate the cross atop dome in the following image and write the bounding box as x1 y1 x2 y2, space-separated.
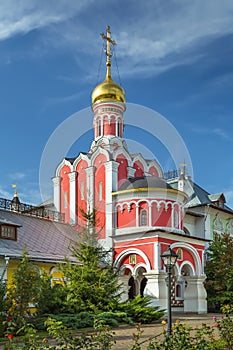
91 26 125 106
101 25 116 74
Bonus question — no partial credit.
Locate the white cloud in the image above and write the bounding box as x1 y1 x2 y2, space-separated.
0 186 12 199
191 126 230 140
0 1 93 41
9 172 26 180
225 190 233 209
1 1 233 78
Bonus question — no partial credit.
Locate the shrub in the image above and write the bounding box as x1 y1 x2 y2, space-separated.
95 311 133 327
118 295 164 324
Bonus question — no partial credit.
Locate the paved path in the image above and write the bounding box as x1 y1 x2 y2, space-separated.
0 313 217 350
112 313 216 349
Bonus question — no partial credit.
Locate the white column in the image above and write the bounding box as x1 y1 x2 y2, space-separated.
149 202 152 226
171 204 174 228
127 166 136 178
52 176 61 211
153 242 161 272
136 202 139 227
143 272 167 310
184 276 207 314
68 171 77 225
104 161 119 248
118 275 129 302
85 166 95 213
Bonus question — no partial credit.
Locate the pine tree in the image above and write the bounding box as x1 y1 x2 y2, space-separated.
6 250 41 320
61 209 122 314
205 232 233 311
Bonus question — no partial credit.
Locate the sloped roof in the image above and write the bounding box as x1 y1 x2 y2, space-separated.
169 178 233 212
0 210 79 263
119 176 173 191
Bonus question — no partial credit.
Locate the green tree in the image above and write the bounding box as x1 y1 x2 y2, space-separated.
205 232 233 311
37 270 67 315
6 250 41 319
61 209 122 314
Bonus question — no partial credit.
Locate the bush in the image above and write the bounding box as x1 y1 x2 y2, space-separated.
31 312 94 330
95 311 133 327
118 295 164 324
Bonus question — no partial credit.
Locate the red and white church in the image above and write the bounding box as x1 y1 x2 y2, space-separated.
53 27 208 313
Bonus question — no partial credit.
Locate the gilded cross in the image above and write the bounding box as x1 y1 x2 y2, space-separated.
101 25 116 66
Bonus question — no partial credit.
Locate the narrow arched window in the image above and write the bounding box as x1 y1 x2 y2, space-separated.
174 210 179 228
97 119 101 136
140 209 148 226
117 120 121 137
176 284 182 298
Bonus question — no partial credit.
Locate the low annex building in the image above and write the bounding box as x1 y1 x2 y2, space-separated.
0 194 78 286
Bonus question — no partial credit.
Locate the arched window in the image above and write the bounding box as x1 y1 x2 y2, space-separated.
97 119 101 136
117 120 121 137
176 284 182 298
140 209 148 226
174 210 179 228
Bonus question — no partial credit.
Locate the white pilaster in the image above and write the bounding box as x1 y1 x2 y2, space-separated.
85 166 96 213
118 275 130 302
143 272 167 309
136 202 139 227
68 171 77 225
127 166 136 178
184 276 207 314
171 204 174 228
149 203 152 226
104 161 119 248
52 176 61 211
153 242 161 272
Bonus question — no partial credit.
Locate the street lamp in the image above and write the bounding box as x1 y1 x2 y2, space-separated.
161 246 178 337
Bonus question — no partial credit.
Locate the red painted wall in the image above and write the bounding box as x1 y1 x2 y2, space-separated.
117 203 136 228
133 160 144 177
76 160 88 225
117 154 128 189
60 165 71 223
103 115 116 136
148 166 159 177
94 154 107 238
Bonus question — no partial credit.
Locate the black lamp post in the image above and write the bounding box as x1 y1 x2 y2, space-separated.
161 246 178 337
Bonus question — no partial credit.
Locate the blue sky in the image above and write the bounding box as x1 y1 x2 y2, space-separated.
0 0 233 208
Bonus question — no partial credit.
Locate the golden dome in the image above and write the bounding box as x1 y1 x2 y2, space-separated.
92 68 126 105
91 26 126 106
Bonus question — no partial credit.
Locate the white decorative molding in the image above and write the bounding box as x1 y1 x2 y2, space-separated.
68 171 77 225
170 242 202 275
52 176 61 211
114 248 151 271
73 153 91 170
55 158 72 177
226 219 233 235
85 166 95 212
213 213 224 232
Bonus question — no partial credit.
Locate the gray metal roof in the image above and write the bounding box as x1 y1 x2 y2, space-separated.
0 210 79 263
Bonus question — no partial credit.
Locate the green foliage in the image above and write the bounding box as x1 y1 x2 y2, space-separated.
147 322 214 349
31 311 133 331
6 251 41 322
37 271 67 315
205 232 233 312
95 311 133 326
60 209 122 314
0 280 6 312
2 315 233 349
119 295 164 324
